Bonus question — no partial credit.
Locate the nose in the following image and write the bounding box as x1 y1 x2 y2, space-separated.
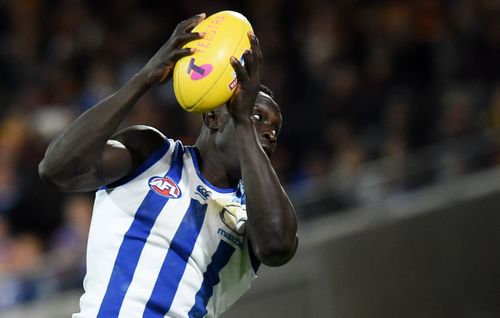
262 129 277 144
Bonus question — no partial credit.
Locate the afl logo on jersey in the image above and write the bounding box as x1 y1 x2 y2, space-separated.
148 176 182 199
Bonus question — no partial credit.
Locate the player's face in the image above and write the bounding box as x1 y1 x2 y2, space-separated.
251 93 282 158
215 93 282 174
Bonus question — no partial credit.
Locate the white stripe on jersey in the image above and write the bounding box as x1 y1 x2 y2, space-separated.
73 139 258 318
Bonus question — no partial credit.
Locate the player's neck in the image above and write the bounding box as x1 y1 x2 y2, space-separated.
192 144 240 189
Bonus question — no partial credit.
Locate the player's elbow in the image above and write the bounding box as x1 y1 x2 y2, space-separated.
38 158 69 191
254 235 298 267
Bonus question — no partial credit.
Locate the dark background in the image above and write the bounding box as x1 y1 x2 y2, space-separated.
0 0 498 310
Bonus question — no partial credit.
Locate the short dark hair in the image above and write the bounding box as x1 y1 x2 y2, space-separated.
259 84 274 99
221 84 279 113
258 84 281 114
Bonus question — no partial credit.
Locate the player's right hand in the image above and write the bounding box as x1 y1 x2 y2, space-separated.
138 13 205 87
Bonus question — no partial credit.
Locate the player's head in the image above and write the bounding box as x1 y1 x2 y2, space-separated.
198 84 282 176
251 84 282 157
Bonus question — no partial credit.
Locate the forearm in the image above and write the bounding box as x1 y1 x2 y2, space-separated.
40 73 150 181
235 123 297 266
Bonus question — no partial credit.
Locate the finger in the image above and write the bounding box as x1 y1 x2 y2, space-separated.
245 33 262 78
186 13 206 32
176 13 206 34
230 56 249 82
170 48 196 60
173 31 204 47
248 32 263 63
242 49 256 78
158 47 195 82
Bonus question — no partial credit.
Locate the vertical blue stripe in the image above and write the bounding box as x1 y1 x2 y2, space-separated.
188 240 236 318
143 199 208 317
97 142 184 318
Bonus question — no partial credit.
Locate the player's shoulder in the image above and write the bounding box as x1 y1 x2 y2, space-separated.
112 125 166 147
112 124 164 140
112 125 168 167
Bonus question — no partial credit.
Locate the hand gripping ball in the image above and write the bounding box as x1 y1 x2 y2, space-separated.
173 11 253 113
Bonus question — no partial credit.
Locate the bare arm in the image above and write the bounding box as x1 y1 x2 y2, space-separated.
39 14 205 192
229 34 298 267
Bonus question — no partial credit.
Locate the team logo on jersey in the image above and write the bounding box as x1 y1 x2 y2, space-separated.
212 198 246 248
148 176 182 198
219 203 246 235
195 185 211 200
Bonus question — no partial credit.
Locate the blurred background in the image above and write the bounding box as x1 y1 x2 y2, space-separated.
0 0 499 317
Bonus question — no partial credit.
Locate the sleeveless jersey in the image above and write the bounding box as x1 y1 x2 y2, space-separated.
73 139 260 318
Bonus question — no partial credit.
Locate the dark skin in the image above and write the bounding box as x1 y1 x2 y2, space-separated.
39 14 298 267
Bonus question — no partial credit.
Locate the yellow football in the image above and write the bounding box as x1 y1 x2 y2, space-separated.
173 11 253 113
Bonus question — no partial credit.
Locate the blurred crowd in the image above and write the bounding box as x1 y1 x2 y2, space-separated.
0 0 499 309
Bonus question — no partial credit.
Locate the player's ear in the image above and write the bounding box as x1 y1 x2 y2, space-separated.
203 111 219 131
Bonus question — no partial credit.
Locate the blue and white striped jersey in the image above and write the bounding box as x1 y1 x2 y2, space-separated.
73 139 260 318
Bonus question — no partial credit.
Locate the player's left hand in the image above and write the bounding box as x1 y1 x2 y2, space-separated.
228 32 262 124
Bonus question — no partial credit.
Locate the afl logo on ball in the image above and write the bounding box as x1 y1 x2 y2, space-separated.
148 176 182 199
